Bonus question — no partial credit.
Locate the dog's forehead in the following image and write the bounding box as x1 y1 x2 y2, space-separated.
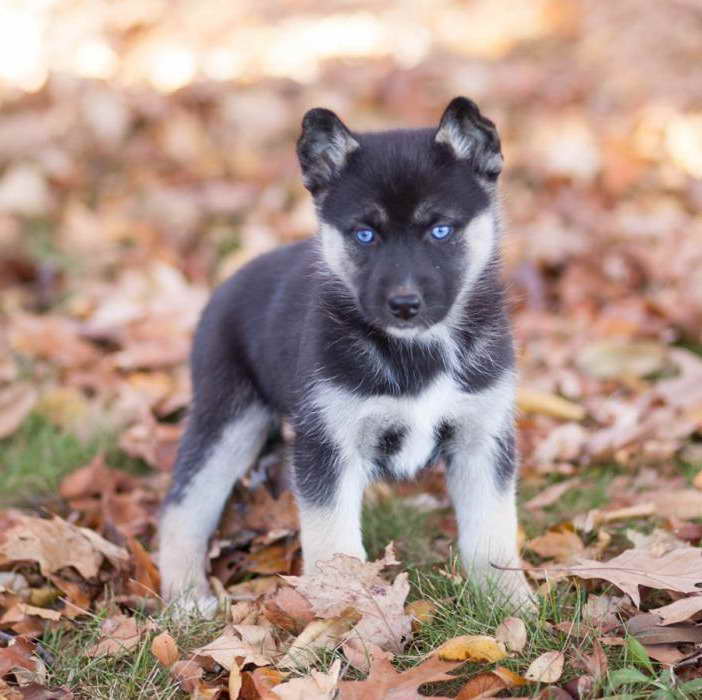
326 128 490 225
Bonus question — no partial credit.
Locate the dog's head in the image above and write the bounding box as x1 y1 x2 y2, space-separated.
297 97 502 337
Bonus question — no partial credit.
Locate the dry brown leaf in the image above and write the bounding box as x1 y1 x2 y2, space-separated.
576 639 608 680
0 514 128 579
0 383 36 439
527 530 584 562
193 624 278 669
342 638 393 674
278 607 361 668
151 631 179 667
517 388 585 421
338 646 458 700
495 616 527 652
171 659 205 694
437 635 508 663
250 667 287 699
86 614 143 657
626 613 702 645
284 544 411 653
493 666 528 687
271 659 340 699
228 663 242 699
650 595 702 625
455 673 506 699
525 651 564 683
406 599 436 632
552 546 702 606
524 479 579 510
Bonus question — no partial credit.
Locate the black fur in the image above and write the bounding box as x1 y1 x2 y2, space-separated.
165 97 515 511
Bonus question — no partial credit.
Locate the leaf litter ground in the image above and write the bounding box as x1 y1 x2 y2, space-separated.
3 0 702 697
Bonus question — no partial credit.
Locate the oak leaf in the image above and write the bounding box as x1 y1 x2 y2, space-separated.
338 646 458 700
552 547 702 606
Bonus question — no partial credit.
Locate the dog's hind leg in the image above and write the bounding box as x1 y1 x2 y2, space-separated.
159 354 272 616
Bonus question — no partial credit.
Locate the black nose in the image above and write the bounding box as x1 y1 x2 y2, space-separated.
388 293 422 320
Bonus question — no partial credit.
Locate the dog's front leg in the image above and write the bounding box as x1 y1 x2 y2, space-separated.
446 423 533 608
293 435 367 574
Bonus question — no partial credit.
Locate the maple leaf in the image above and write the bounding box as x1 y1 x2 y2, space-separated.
551 546 702 606
283 544 411 653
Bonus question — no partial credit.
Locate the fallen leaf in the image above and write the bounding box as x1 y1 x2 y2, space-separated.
228 663 242 699
650 595 702 625
577 340 667 379
0 514 128 579
193 624 278 669
455 673 506 699
524 479 579 510
578 639 608 680
492 666 528 687
278 607 361 668
495 617 527 652
517 389 585 421
85 614 144 657
550 546 702 606
250 667 287 699
170 659 205 693
284 544 411 653
0 383 36 439
271 659 340 699
406 599 436 632
625 613 702 645
151 631 179 667
338 646 458 700
525 651 564 683
527 530 583 562
437 635 508 663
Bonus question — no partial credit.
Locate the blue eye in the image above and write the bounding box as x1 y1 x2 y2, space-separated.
430 224 453 240
355 228 376 245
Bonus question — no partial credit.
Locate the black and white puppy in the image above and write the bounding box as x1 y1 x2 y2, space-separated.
159 97 532 615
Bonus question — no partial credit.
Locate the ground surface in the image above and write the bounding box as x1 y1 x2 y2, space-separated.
2 1 702 698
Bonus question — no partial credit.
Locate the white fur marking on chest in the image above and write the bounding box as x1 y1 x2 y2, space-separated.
311 371 515 480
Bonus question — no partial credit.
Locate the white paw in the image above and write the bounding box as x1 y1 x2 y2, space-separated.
168 592 221 620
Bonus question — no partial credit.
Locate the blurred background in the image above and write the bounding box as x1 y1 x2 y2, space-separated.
1 0 702 508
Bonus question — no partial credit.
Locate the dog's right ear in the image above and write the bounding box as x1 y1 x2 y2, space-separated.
297 108 359 195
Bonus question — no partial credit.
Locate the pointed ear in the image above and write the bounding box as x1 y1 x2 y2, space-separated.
435 97 503 178
297 108 359 195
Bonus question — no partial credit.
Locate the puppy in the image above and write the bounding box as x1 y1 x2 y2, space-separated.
159 97 532 615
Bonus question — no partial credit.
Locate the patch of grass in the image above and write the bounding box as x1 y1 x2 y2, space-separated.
519 465 622 538
0 413 150 507
0 414 99 505
41 604 226 700
362 497 439 566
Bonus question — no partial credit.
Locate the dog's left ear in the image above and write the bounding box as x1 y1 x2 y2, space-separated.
297 108 359 195
435 97 503 178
